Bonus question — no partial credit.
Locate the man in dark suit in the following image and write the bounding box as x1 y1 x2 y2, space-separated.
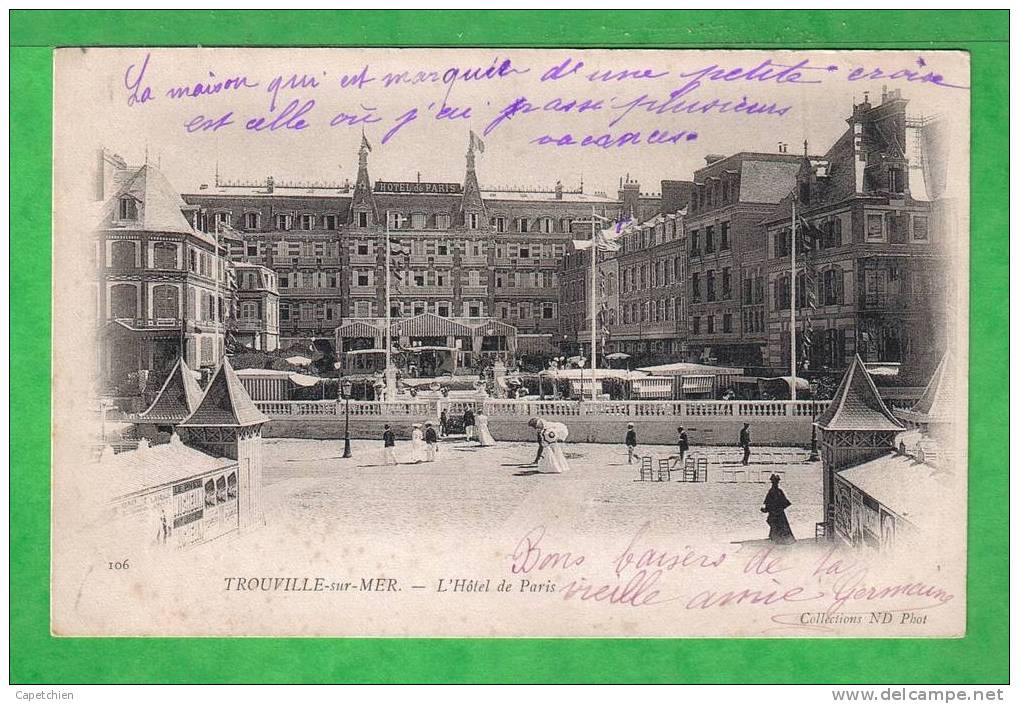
739 423 752 466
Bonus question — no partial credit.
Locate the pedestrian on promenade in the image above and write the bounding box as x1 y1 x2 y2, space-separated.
528 417 545 465
677 426 690 462
761 474 796 544
739 422 752 466
463 407 476 441
625 423 638 464
382 424 397 466
538 421 571 474
475 410 496 447
424 421 438 462
439 409 449 437
410 423 425 464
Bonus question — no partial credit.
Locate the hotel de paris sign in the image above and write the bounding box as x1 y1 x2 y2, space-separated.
374 181 463 194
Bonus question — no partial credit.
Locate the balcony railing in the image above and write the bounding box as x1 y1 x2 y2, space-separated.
255 398 827 420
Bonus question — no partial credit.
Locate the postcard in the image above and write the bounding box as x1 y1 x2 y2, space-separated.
50 47 970 637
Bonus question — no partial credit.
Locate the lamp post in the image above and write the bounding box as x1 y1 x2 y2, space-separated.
808 379 819 461
341 378 353 459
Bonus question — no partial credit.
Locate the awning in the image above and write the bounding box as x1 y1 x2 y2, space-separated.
681 375 714 393
345 349 386 355
407 346 457 353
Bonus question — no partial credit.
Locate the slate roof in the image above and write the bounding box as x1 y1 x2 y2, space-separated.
98 164 217 247
137 359 204 424
180 358 269 427
738 159 802 204
815 354 904 432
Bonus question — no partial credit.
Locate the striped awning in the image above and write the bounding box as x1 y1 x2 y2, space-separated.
335 319 385 338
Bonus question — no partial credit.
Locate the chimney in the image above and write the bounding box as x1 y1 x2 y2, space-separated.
266 176 275 193
705 154 725 164
554 180 563 200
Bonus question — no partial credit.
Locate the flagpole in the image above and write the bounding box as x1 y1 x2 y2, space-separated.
385 211 394 400
589 205 598 401
790 197 798 401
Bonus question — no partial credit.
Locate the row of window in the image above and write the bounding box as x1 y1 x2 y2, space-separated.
621 257 682 293
617 218 682 253
689 174 740 215
213 209 592 235
689 222 731 256
106 240 223 281
620 297 682 326
106 283 224 322
691 268 733 303
691 313 734 335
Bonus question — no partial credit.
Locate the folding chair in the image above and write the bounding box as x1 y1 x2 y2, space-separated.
692 456 708 482
656 458 673 482
638 455 654 482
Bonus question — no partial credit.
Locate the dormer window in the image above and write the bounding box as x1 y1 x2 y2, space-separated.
275 214 292 230
300 214 315 230
118 197 138 221
243 212 259 229
214 212 231 230
466 212 479 229
540 217 555 233
357 211 369 228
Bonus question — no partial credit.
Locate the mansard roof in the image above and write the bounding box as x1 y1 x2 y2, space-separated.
137 358 204 424
180 357 269 428
815 354 904 432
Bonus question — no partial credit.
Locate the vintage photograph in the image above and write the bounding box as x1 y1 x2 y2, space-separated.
50 47 970 637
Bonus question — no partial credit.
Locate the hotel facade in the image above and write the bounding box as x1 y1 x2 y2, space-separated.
183 140 659 357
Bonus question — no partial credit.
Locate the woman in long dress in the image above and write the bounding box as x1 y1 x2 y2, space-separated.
410 423 426 464
475 411 496 447
538 422 571 474
761 474 796 544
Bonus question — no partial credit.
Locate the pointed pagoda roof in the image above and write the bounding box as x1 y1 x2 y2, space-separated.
138 358 204 424
899 350 959 424
815 354 903 432
179 357 269 428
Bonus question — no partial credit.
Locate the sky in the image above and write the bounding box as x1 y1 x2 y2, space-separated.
54 48 970 200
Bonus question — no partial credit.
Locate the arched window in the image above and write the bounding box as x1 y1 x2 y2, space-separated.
152 285 179 319
244 212 259 230
111 240 136 269
152 242 177 269
227 472 237 499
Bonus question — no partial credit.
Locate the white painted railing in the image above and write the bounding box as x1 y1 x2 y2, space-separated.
256 400 434 417
256 398 827 421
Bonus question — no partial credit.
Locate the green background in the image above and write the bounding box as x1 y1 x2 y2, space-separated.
10 10 1008 683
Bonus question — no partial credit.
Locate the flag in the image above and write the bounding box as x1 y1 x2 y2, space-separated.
388 238 408 256
361 132 372 153
469 130 485 154
573 225 623 252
